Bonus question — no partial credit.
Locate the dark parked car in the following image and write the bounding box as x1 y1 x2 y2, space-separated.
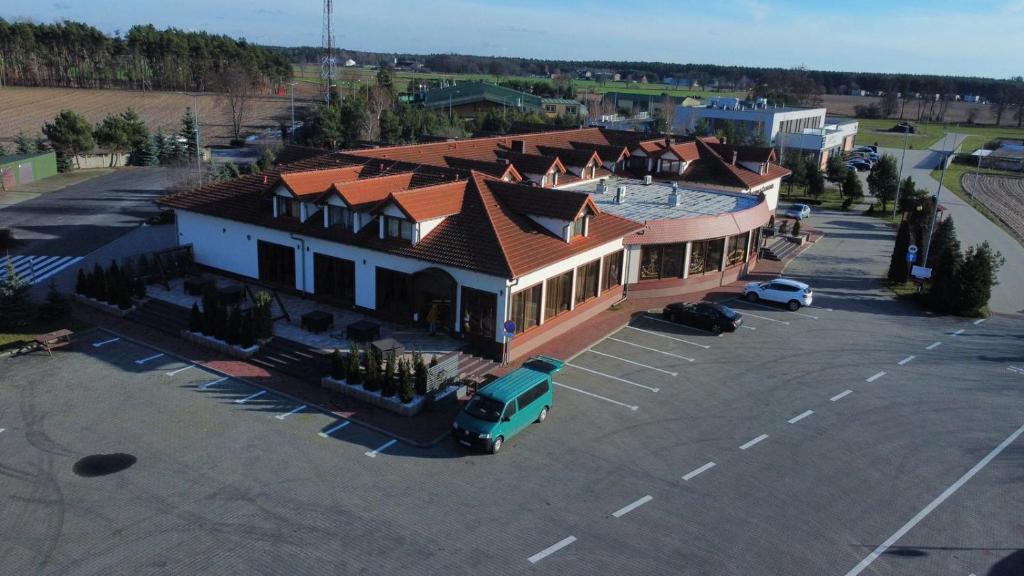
661 301 743 333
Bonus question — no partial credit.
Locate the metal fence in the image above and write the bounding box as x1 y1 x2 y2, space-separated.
425 354 460 395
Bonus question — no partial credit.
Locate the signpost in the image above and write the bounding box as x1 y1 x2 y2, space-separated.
906 244 918 263
502 320 517 365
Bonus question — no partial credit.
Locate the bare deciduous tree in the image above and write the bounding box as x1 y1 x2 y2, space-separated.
216 65 256 142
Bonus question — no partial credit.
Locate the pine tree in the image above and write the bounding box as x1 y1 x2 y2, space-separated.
927 218 962 312
14 132 34 155
363 346 380 391
134 276 147 300
39 280 69 321
413 351 428 395
347 340 362 385
214 303 229 341
180 107 199 162
75 268 88 295
93 263 107 302
252 291 274 339
806 166 825 198
887 219 913 282
240 313 256 348
189 303 203 333
0 258 34 330
227 306 241 345
201 287 217 335
399 358 414 403
381 352 397 397
952 242 1003 315
842 168 863 199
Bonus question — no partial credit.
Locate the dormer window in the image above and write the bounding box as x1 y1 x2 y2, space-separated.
327 205 351 230
275 196 299 219
384 215 414 241
570 214 589 239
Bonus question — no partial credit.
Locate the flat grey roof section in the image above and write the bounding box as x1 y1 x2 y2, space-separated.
568 177 759 223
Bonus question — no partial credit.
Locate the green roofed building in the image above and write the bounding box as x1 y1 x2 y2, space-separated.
414 81 544 121
0 151 58 191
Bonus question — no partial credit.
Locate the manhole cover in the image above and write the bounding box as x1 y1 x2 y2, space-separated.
72 453 137 477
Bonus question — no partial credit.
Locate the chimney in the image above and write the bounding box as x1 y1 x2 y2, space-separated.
668 182 681 207
511 139 526 153
665 135 674 146
615 185 627 204
595 179 608 194
731 151 738 165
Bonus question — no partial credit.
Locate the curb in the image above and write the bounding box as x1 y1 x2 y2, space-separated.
79 325 447 449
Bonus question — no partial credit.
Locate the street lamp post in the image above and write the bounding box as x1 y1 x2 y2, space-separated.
288 81 298 142
921 133 952 266
892 127 911 219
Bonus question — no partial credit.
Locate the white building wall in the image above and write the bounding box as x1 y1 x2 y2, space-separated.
624 244 643 284
528 214 570 239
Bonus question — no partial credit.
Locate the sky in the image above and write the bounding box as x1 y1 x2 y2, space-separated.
3 0 1023 78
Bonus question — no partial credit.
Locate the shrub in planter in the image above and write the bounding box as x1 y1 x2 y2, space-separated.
213 303 229 341
189 303 203 332
252 291 274 340
75 268 87 296
93 263 107 302
363 346 380 392
791 220 802 238
226 306 241 345
399 358 414 403
116 282 133 310
347 341 362 385
201 287 217 335
331 349 345 380
39 280 70 321
137 253 151 280
108 259 121 286
134 276 147 300
239 314 256 348
381 352 397 397
429 355 438 368
413 352 427 395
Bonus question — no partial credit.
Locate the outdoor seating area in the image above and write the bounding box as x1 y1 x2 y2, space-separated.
149 273 462 359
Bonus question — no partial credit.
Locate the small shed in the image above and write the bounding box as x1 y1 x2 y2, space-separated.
0 151 58 191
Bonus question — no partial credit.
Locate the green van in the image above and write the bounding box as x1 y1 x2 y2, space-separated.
452 355 563 453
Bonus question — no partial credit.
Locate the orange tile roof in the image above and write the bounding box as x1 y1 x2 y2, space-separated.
386 182 466 222
326 172 417 209
278 166 365 197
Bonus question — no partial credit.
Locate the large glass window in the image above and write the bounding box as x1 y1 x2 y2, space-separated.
510 283 542 334
706 238 724 272
639 243 686 281
574 259 600 305
314 253 355 303
749 227 761 256
544 271 573 319
257 240 296 287
376 267 413 321
461 286 497 340
726 232 750 267
690 238 726 275
602 251 623 292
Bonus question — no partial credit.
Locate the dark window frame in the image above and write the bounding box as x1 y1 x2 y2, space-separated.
574 258 600 305
544 270 573 320
601 251 623 292
510 283 542 334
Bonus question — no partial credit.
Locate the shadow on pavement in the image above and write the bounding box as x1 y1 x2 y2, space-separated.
990 550 1024 576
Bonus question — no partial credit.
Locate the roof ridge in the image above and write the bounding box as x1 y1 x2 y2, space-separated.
344 126 606 157
467 171 515 278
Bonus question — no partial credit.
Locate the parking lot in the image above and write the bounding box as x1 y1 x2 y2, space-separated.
3 210 1023 575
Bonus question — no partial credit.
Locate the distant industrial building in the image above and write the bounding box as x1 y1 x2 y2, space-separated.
413 82 586 122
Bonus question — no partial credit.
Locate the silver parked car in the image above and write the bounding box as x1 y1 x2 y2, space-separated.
743 278 814 310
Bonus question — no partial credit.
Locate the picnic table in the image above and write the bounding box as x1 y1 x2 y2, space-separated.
32 329 74 356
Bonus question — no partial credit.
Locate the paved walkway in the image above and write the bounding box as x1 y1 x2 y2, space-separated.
884 145 1024 314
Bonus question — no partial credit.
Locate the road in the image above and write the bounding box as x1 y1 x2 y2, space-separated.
882 141 1024 315
2 208 1022 575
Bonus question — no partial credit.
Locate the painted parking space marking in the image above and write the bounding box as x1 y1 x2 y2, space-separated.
898 355 916 366
739 434 769 450
625 325 711 349
290 349 315 359
251 358 277 368
235 390 267 404
528 536 577 564
644 314 722 336
166 364 196 377
1008 366 1024 376
553 382 639 411
788 410 814 424
134 353 165 365
566 363 660 392
739 324 757 330
365 439 398 458
199 376 229 390
842 423 1024 576
866 371 886 383
612 495 653 518
605 337 695 362
742 299 818 319
952 329 965 336
319 421 351 438
265 356 291 365
729 310 791 325
683 461 716 480
92 337 120 348
0 428 5 434
275 405 307 420
972 318 986 325
276 352 302 362
926 341 943 350
585 349 678 376
831 389 853 402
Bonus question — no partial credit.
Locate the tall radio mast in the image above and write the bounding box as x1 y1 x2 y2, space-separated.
320 0 336 104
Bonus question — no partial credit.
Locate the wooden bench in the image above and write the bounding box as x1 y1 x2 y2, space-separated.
32 329 74 357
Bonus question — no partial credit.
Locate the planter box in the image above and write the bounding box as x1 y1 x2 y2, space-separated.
180 330 259 359
321 376 427 417
73 293 138 317
427 385 461 412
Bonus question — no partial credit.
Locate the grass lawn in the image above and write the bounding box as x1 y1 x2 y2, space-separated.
847 117 1024 152
0 314 93 354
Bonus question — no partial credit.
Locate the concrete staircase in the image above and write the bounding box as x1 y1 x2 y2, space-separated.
435 350 499 384
760 237 801 262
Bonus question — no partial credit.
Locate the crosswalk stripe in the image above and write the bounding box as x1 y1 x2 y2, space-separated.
1 255 83 285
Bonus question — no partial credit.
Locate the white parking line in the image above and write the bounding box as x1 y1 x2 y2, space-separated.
866 371 886 383
898 355 916 366
0 428 5 434
740 324 757 330
744 300 818 319
319 421 351 437
235 390 267 404
732 310 791 325
566 363 660 392
528 536 577 564
788 410 814 424
644 314 722 336
165 364 196 377
739 434 769 450
199 376 229 390
682 461 716 480
605 337 695 362
275 405 307 420
830 389 853 402
952 329 965 336
365 439 398 458
612 495 653 518
134 353 164 365
843 423 1024 576
926 341 943 350
553 382 639 411
625 325 711 349
585 349 678 376
973 318 986 325
1008 366 1024 375
251 358 277 368
92 337 120 348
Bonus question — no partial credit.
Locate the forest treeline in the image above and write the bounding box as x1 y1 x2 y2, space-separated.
0 19 292 92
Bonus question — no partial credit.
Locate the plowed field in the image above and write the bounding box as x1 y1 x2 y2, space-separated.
962 172 1024 242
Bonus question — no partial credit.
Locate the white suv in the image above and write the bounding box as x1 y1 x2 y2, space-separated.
743 278 813 310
